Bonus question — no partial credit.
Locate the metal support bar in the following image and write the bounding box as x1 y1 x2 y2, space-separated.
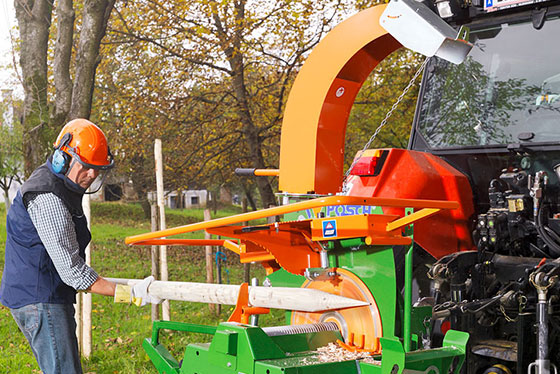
151 320 217 346
131 239 230 246
403 244 413 352
250 278 260 326
386 208 440 232
126 196 458 245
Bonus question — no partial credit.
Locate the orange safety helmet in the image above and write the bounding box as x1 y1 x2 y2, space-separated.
53 118 114 171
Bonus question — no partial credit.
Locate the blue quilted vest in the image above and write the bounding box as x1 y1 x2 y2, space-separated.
0 161 91 308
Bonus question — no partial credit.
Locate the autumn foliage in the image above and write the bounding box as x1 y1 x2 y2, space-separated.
15 0 423 211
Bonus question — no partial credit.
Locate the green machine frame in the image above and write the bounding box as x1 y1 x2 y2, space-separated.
135 200 470 374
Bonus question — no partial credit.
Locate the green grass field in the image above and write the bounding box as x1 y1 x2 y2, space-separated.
0 201 282 373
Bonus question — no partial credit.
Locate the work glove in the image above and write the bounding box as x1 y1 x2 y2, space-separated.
114 276 162 306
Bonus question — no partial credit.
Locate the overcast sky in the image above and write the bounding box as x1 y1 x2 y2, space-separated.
1 0 21 98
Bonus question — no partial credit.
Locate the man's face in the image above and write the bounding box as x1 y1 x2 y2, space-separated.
66 159 100 189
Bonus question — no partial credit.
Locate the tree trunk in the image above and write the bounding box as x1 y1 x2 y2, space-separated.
176 188 184 209
245 126 276 208
213 187 219 215
228 54 276 209
246 192 257 211
212 0 276 209
129 158 153 219
69 0 116 120
15 0 53 177
139 197 151 220
52 0 74 127
241 183 257 211
16 0 116 176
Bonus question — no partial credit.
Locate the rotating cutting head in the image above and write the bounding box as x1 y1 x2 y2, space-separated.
291 268 383 353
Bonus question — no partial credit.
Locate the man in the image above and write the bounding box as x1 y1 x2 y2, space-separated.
0 119 158 374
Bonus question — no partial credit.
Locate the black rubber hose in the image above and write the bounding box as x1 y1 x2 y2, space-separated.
537 204 560 257
545 226 560 244
537 224 560 256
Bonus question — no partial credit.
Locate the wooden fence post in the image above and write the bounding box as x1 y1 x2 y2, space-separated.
82 193 92 357
75 193 92 358
150 200 160 321
204 209 216 314
75 292 82 354
155 139 170 321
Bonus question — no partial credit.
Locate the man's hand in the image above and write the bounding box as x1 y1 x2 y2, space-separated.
132 276 162 306
114 276 162 306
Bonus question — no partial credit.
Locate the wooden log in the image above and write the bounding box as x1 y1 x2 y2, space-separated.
106 278 369 312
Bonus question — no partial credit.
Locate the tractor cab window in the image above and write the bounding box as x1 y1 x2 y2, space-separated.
416 16 560 149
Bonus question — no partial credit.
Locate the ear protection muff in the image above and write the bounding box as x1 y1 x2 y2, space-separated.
52 133 72 174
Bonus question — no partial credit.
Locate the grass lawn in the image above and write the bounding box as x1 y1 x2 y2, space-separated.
0 202 283 373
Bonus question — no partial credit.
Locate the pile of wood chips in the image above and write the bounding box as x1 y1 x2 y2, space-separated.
315 342 381 365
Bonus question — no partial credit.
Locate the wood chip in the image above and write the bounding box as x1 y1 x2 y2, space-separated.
315 342 381 364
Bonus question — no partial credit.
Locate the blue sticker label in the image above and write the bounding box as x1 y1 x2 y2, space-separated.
485 0 493 7
322 220 337 238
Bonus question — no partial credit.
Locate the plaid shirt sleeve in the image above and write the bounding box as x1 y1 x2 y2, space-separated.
27 192 99 291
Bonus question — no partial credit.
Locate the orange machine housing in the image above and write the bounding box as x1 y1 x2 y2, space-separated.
347 148 476 259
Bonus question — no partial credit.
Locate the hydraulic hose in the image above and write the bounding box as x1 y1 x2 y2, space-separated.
536 203 560 257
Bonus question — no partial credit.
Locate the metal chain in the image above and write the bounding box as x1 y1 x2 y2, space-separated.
499 294 527 323
500 304 518 322
342 57 430 193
